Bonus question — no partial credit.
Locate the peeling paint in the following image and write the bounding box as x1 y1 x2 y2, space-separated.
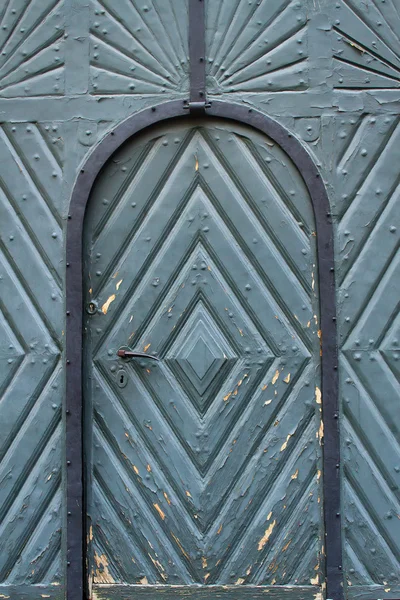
101 294 116 314
280 434 292 451
116 278 123 290
258 520 276 550
272 369 280 385
283 373 291 384
315 386 321 404
317 420 324 444
93 551 115 584
154 503 165 520
144 343 151 352
291 469 299 480
171 532 190 560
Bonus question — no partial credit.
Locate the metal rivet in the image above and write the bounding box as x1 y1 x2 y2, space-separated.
68 215 72 220
81 169 84 173
67 461 71 465
66 409 70 414
66 360 70 365
68 511 72 515
66 311 70 316
66 262 70 267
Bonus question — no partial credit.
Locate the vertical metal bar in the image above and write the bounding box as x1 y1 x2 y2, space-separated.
66 190 85 600
189 0 206 107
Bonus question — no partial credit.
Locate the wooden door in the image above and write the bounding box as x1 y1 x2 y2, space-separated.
83 118 324 600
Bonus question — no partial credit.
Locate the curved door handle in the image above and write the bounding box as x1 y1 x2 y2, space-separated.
117 346 160 361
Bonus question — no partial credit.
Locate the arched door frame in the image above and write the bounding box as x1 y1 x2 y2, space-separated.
66 99 342 600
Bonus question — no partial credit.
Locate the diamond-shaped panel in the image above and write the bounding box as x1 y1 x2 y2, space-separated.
185 336 217 381
166 301 238 415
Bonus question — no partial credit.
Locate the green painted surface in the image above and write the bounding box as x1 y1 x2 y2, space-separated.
0 0 398 598
84 120 323 592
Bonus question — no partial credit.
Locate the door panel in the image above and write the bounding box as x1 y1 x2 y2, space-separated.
84 119 323 598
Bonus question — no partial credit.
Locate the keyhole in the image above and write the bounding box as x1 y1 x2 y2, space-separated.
86 301 98 315
117 369 128 388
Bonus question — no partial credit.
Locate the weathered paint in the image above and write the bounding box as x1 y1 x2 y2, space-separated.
83 119 324 593
0 0 398 599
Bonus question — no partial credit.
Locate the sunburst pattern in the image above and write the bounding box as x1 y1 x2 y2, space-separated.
333 0 400 88
205 0 308 92
0 0 65 97
89 0 189 95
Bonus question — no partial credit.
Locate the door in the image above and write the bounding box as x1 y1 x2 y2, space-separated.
83 118 324 600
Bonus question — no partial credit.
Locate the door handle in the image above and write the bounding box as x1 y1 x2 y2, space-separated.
117 346 160 361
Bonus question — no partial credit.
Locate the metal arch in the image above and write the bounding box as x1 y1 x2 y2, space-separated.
66 100 342 600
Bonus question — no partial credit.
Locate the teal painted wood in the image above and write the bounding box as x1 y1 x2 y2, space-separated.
0 0 398 598
0 0 65 97
92 585 318 600
333 114 400 592
0 120 63 587
83 119 324 595
89 0 189 96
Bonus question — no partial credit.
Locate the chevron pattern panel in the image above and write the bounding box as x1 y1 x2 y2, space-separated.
84 120 324 593
332 0 400 89
89 0 189 96
334 115 400 592
0 0 65 97
205 0 308 93
0 122 63 586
